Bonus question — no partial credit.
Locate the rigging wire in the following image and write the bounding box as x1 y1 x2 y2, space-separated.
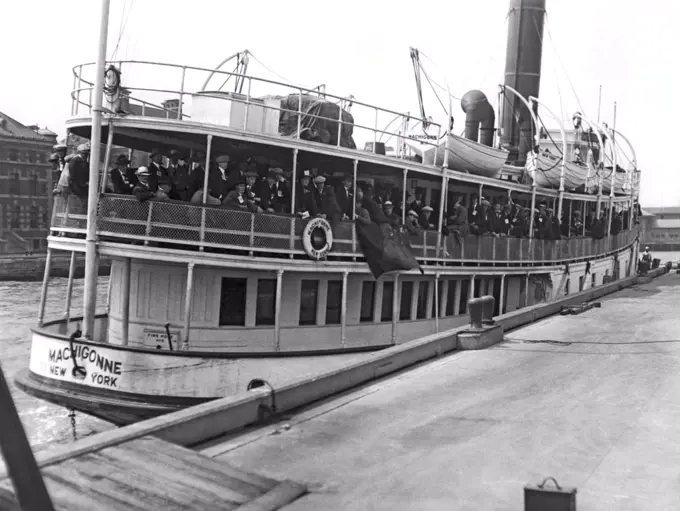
542 13 585 114
111 0 134 61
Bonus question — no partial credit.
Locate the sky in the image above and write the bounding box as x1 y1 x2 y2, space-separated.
1 0 678 206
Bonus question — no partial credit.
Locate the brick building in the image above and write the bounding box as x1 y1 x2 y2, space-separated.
0 111 57 254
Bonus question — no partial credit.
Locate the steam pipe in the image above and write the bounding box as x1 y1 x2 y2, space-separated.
528 96 566 220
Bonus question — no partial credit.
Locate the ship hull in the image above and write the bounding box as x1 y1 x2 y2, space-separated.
16 325 381 426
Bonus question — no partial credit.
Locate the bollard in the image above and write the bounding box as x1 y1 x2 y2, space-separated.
480 295 495 325
467 297 484 330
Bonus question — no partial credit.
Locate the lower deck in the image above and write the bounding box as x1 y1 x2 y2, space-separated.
200 273 680 510
103 245 636 352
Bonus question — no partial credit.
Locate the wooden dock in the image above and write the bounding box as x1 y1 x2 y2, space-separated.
0 363 305 511
0 434 306 510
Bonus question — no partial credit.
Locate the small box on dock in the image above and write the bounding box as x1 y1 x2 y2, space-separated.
524 477 576 511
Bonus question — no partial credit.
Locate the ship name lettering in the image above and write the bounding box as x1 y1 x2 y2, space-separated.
90 372 118 388
48 365 67 377
48 347 122 375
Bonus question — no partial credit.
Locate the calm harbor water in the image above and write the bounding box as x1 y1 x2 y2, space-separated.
2 249 679 456
1 276 113 457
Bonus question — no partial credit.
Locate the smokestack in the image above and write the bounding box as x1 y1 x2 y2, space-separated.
461 90 496 147
500 0 546 165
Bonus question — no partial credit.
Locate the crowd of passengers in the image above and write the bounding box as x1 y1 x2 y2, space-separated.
50 143 635 241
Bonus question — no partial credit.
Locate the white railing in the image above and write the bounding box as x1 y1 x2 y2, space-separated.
70 60 443 159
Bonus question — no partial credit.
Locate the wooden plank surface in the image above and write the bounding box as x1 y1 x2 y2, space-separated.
0 434 304 511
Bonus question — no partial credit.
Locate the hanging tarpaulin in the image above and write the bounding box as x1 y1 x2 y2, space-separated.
276 94 356 149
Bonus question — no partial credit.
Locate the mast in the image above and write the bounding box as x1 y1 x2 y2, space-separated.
82 0 111 339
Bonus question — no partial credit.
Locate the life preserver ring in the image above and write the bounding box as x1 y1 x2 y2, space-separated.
302 217 333 260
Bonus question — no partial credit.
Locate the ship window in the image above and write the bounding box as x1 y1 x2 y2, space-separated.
30 174 38 195
579 276 584 291
325 280 342 325
565 278 570 296
255 279 277 326
446 280 458 316
416 281 429 319
11 205 20 228
8 149 18 161
299 280 319 326
219 277 247 326
591 273 596 287
381 281 394 322
458 279 469 315
360 281 375 323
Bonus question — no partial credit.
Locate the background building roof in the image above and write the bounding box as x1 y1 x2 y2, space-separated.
0 110 52 141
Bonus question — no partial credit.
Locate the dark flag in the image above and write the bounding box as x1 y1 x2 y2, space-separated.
356 217 423 279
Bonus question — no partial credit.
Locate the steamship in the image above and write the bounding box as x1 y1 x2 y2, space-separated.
16 0 641 425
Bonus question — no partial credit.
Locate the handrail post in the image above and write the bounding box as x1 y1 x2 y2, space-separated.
391 273 399 344
274 270 284 351
178 66 186 120
143 201 154 245
201 134 213 204
71 68 78 116
434 272 440 333
401 168 408 225
336 99 343 147
290 148 299 255
82 0 111 340
64 251 77 328
100 121 115 194
296 89 303 139
121 257 131 346
182 262 195 350
243 77 252 130
340 271 348 345
75 64 83 116
351 159 358 255
373 108 378 153
38 248 53 327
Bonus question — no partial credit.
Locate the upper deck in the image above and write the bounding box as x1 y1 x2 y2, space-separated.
66 60 635 201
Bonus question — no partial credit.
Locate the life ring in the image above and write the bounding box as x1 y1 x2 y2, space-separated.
302 217 333 260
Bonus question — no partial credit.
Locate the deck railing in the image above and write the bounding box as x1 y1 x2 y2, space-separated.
70 60 442 159
51 195 637 265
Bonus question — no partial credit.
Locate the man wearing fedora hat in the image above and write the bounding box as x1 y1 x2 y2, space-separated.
294 169 315 218
335 173 354 220
110 154 138 195
190 154 230 204
167 149 191 200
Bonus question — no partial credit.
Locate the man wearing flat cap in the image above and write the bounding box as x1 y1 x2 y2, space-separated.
311 174 342 222
245 170 263 211
110 154 138 195
67 143 90 199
